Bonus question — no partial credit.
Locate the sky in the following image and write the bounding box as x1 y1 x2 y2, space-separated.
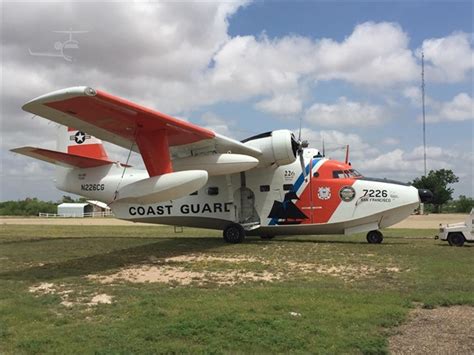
1 0 473 201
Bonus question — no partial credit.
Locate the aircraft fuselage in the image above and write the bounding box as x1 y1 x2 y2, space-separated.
55 148 421 237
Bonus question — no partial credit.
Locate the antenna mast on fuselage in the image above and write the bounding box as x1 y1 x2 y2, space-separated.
421 51 427 177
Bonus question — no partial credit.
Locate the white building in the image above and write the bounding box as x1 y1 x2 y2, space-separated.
56 201 111 217
57 203 93 217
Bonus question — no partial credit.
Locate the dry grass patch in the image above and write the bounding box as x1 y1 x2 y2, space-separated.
88 265 281 286
87 252 404 286
28 282 113 307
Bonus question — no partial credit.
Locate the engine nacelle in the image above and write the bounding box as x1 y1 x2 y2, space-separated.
173 153 259 176
243 129 298 168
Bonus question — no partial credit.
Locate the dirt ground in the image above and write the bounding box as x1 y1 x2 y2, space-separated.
389 213 468 229
0 213 468 228
86 252 403 286
389 306 474 354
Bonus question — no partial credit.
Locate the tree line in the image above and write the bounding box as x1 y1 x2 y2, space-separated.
0 196 87 216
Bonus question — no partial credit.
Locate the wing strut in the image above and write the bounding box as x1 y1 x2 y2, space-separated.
136 129 173 176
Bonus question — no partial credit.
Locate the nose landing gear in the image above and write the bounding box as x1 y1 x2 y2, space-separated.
367 230 383 244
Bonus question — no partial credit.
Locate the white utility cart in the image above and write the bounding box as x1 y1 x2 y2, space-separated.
437 209 474 246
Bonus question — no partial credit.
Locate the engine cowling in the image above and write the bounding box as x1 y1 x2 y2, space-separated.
242 129 298 168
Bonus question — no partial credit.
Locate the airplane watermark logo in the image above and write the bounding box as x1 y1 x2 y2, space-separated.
28 29 88 62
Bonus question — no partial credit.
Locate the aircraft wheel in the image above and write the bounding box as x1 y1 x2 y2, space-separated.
260 235 274 240
447 233 465 247
366 230 383 244
223 223 245 244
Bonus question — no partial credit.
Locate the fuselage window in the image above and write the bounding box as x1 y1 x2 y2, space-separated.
207 187 219 196
313 172 319 178
260 185 270 192
283 184 294 191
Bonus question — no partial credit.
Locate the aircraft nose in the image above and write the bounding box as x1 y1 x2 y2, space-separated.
418 189 433 203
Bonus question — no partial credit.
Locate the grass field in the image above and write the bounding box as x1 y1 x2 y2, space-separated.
0 225 473 354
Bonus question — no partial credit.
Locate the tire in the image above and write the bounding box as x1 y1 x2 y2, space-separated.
366 230 383 244
223 223 245 244
447 232 465 247
260 235 274 240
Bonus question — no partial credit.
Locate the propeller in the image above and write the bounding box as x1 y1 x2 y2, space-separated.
292 116 309 178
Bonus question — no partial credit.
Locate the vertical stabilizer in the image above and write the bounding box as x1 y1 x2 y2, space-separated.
55 125 111 190
58 126 109 160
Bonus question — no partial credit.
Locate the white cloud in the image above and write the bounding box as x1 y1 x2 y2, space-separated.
208 21 419 106
402 86 436 107
357 145 464 177
424 93 474 123
255 94 303 116
298 128 377 160
420 32 474 83
208 34 311 102
304 97 388 127
382 137 400 145
200 112 234 137
313 22 418 85
403 87 473 123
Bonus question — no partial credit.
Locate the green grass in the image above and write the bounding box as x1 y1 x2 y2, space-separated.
0 225 472 354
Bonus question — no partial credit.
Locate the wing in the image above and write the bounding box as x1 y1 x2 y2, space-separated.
10 146 124 169
22 87 261 176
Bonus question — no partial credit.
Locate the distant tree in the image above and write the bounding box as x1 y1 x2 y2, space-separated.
455 195 474 213
60 195 87 203
411 169 459 213
61 195 75 203
0 198 57 216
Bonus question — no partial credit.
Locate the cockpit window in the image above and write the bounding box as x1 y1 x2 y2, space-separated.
347 169 362 177
333 169 363 178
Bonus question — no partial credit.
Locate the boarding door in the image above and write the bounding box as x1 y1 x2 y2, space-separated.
234 172 260 227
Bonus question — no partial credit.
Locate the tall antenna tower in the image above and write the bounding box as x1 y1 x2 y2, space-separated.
421 51 427 176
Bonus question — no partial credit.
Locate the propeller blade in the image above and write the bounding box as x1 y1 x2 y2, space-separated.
299 152 306 178
298 116 302 141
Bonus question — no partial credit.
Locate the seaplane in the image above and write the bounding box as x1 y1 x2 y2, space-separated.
11 87 433 243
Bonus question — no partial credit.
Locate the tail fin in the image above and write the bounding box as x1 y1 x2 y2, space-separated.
58 126 109 160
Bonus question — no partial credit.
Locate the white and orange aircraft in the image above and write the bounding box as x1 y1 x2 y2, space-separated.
12 87 432 243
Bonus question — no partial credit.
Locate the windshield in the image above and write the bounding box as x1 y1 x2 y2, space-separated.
332 169 363 179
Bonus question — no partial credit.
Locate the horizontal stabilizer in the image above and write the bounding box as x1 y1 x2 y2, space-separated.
10 146 127 169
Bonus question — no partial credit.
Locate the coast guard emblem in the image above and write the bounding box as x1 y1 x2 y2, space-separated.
318 187 331 200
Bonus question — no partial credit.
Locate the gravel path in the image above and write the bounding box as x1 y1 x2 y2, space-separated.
389 306 474 354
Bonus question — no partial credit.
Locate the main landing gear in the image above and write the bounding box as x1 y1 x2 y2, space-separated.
366 230 383 244
223 223 246 244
